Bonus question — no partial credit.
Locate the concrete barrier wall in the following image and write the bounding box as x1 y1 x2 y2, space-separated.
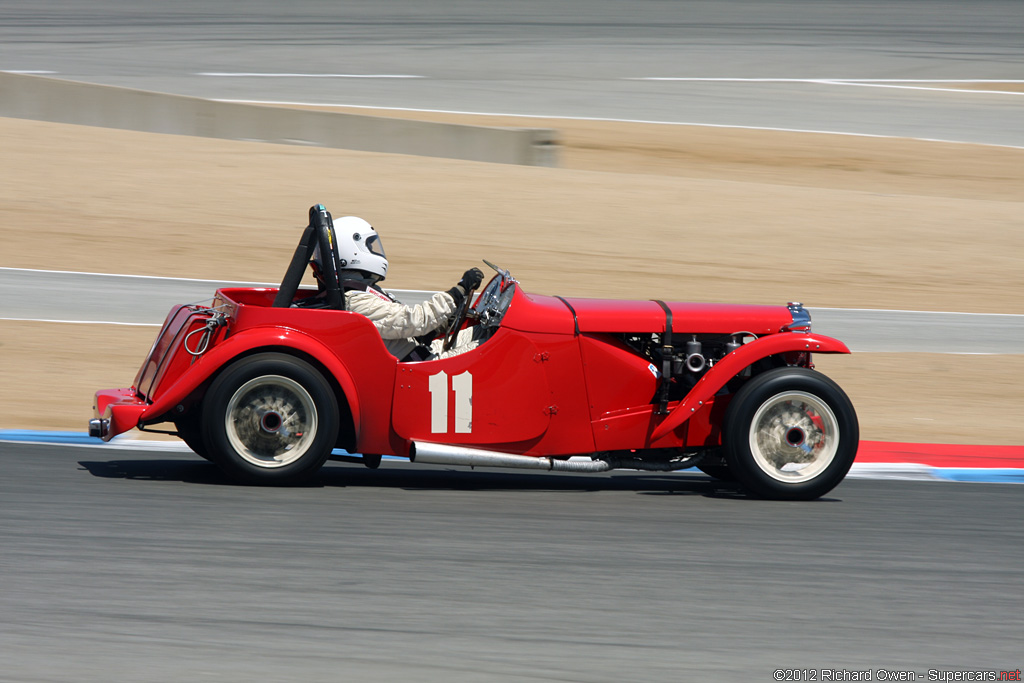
0 72 558 167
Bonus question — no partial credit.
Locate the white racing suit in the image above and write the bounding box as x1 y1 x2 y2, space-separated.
345 286 485 361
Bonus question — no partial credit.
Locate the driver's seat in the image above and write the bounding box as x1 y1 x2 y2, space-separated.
273 204 345 310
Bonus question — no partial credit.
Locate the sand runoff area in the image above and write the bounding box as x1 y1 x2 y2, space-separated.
1 111 1021 443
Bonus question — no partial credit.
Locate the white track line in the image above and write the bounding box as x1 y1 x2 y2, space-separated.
0 266 423 299
2 267 1016 319
198 72 424 79
0 317 160 327
821 80 1023 96
0 265 277 286
630 78 1024 82
631 77 1024 87
811 306 1024 318
824 82 1024 96
214 99 1024 151
629 77 1024 96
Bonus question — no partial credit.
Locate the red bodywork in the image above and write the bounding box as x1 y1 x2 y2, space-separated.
94 281 850 458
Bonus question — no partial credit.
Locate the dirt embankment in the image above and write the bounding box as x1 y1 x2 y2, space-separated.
1 113 1021 442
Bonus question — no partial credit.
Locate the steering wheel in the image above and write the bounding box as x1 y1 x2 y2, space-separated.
441 283 481 352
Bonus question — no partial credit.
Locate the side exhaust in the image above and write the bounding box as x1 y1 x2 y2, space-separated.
410 442 613 473
409 442 703 473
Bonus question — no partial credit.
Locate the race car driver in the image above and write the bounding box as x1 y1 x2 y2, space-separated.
311 215 486 361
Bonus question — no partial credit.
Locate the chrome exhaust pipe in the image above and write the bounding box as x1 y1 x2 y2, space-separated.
410 442 612 473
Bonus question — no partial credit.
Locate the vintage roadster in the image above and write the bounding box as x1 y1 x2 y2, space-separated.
91 204 859 499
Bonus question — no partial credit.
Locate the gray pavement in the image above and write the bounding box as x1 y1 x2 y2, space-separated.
3 268 1022 353
2 0 1024 145
1 444 1021 681
807 307 1024 354
0 268 274 326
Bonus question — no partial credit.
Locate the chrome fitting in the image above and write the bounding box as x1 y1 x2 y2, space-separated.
88 418 109 439
786 302 812 333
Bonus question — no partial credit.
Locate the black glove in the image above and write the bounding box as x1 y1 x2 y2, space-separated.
459 267 484 292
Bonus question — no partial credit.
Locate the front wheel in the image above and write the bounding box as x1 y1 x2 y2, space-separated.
696 463 736 482
723 367 858 500
202 353 339 485
695 449 736 481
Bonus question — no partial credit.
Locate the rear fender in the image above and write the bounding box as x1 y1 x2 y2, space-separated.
140 327 361 433
650 333 850 440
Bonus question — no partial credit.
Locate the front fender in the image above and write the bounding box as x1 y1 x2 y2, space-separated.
650 333 850 440
140 326 362 433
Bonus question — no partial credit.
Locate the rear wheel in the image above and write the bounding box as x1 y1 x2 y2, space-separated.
202 353 339 485
174 415 211 461
723 367 858 500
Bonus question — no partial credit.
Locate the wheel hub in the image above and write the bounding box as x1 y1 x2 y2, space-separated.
785 426 807 448
224 375 317 468
748 391 839 483
259 410 283 433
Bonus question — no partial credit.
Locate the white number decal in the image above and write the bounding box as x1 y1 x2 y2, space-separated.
428 371 448 433
451 371 473 434
427 371 473 434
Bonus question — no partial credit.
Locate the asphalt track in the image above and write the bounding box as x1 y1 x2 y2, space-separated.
3 0 1024 146
1 443 1022 682
3 2 1024 680
5 267 1024 354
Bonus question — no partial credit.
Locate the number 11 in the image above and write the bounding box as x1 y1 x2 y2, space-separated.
428 371 473 434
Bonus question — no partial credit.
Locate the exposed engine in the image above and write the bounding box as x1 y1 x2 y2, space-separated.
618 331 760 401
615 303 813 408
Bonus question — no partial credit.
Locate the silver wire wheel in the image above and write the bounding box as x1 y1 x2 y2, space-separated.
223 374 318 469
203 353 339 485
748 391 839 483
723 367 858 500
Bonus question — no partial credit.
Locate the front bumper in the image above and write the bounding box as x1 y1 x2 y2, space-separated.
88 418 109 438
91 387 149 442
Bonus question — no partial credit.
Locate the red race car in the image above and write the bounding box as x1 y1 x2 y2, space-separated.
91 204 859 500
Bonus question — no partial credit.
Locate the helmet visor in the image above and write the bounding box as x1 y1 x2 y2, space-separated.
365 234 386 258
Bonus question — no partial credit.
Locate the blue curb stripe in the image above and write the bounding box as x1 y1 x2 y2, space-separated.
0 430 104 445
329 448 406 462
0 430 404 462
929 468 1024 484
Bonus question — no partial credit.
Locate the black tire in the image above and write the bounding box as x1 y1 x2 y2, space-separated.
202 353 339 485
723 367 858 500
174 415 212 461
694 448 736 481
696 462 736 482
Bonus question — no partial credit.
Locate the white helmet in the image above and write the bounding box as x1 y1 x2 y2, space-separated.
332 215 388 281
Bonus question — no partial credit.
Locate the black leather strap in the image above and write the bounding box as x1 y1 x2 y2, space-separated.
555 296 580 336
652 300 673 348
652 300 674 415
